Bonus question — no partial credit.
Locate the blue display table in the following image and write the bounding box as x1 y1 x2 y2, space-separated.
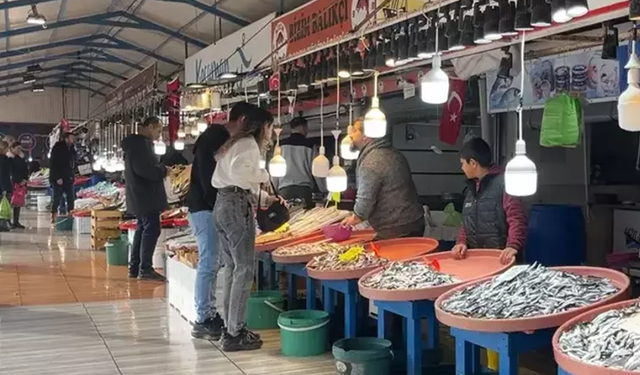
277 262 317 309
321 278 365 338
375 299 441 375
255 251 277 290
450 327 555 375
557 368 571 375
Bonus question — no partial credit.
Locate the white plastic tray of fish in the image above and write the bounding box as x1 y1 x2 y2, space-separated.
559 302 640 371
361 260 459 290
440 263 619 319
274 242 345 257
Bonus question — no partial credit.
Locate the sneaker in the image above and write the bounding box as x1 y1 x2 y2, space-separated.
192 314 224 340
221 327 263 352
137 270 166 282
128 271 138 278
13 223 25 229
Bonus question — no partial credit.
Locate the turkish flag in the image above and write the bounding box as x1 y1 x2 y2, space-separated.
439 78 467 145
269 72 280 91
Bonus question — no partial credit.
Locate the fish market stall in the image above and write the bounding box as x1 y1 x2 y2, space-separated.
435 265 630 375
307 237 439 338
358 249 512 375
271 229 376 309
554 299 640 375
254 207 350 290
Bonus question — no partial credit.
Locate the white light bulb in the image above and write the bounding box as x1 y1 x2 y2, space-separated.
567 4 588 17
154 141 166 155
177 128 186 138
385 57 396 67
312 146 331 177
259 158 266 170
115 159 125 172
174 139 185 150
211 91 222 111
340 136 359 160
552 8 572 23
364 97 387 138
92 160 102 171
197 120 207 132
485 32 503 41
269 154 287 177
505 140 537 196
618 41 640 131
326 156 347 193
421 55 449 105
191 127 200 137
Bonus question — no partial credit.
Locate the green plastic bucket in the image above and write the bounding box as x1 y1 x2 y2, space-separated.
333 337 393 375
54 215 73 231
278 310 330 357
106 238 128 266
246 291 285 330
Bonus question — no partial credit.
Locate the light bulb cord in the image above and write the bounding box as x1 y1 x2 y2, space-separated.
349 77 353 126
373 70 378 98
336 46 340 130
320 84 324 147
517 31 526 141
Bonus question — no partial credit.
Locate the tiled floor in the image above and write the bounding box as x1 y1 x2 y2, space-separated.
0 213 165 307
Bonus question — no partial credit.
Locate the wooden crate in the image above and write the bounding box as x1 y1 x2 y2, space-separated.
90 210 122 250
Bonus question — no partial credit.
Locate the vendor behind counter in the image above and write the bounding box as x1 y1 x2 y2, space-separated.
341 119 424 240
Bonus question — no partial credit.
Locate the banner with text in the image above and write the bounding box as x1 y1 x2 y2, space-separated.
272 0 376 62
486 48 619 113
105 63 157 109
185 13 275 85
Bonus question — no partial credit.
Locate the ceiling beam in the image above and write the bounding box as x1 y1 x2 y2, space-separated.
0 0 58 11
0 11 208 48
156 0 249 26
0 76 108 98
0 33 181 66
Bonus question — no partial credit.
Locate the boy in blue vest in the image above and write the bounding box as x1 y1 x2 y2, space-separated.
452 137 527 264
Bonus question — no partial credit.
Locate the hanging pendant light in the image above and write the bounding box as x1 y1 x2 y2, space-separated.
177 126 186 138
154 139 166 155
342 78 360 160
269 85 287 177
473 5 491 44
312 84 330 177
618 27 640 131
484 5 502 40
174 139 185 150
515 0 534 31
499 0 518 36
190 125 200 137
566 0 588 17
211 91 222 111
385 29 397 67
531 0 552 27
505 31 537 196
364 71 387 138
337 45 351 79
551 0 572 23
630 0 640 20
327 130 347 193
421 57 449 104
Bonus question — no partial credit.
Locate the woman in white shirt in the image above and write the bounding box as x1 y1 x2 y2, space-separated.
211 106 278 352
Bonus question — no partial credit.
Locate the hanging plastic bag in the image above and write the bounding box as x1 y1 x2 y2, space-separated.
442 203 463 227
0 194 11 220
540 93 581 148
11 184 26 207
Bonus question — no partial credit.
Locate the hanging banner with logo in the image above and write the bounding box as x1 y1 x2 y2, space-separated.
185 13 275 85
165 77 180 143
106 63 157 109
486 48 619 113
440 79 467 145
272 0 376 62
17 133 36 151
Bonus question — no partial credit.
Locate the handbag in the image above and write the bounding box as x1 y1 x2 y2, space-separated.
11 184 26 207
256 181 289 232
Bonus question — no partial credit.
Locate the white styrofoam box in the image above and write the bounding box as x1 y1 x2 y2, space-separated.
613 209 640 254
167 256 197 324
37 195 51 212
74 216 91 234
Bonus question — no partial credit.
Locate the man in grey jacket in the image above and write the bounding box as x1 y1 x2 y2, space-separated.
273 117 325 208
341 119 425 239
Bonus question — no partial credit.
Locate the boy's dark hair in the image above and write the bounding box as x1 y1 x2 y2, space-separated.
460 137 493 168
229 102 257 122
141 116 160 128
290 117 307 130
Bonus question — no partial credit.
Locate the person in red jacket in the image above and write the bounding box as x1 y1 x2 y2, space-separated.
452 137 527 264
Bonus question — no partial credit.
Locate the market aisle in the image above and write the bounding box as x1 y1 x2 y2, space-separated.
0 212 165 306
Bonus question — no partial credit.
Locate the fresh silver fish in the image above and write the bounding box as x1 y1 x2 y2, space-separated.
440 264 619 319
361 260 459 290
273 242 346 257
308 245 388 271
559 302 640 372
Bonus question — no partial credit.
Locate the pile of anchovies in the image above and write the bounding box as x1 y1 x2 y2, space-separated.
361 261 459 290
559 302 640 371
273 242 346 257
440 263 619 319
309 248 388 271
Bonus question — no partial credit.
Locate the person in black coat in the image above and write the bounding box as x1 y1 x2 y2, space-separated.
8 143 28 228
0 141 11 232
121 116 168 281
49 132 77 222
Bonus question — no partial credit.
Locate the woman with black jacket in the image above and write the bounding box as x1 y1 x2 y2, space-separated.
8 143 28 228
0 141 12 231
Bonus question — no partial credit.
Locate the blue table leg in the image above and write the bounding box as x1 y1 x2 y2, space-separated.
407 317 422 375
558 368 572 375
287 272 296 308
426 302 438 350
377 309 387 338
306 276 316 310
344 280 358 338
323 285 335 315
455 340 481 375
499 350 518 375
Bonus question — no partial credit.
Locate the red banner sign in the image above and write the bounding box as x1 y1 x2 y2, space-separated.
272 0 376 62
